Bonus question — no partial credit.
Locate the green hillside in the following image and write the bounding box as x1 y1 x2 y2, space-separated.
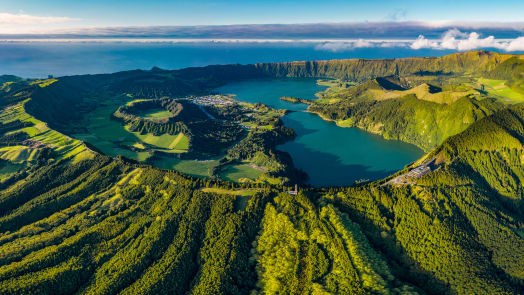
309 93 504 151
0 105 522 294
300 52 524 151
254 50 519 81
0 51 522 294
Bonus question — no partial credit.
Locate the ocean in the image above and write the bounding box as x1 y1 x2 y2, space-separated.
0 41 463 78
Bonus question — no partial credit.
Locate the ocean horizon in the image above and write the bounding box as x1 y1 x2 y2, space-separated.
0 41 507 78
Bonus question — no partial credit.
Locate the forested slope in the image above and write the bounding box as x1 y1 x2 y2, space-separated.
0 108 521 295
0 51 523 294
254 50 518 81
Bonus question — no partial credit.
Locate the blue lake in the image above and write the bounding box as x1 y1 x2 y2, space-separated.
217 79 424 187
2 41 428 186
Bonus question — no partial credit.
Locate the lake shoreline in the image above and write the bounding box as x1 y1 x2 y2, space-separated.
216 78 424 187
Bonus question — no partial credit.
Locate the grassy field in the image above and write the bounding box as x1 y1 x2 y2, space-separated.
201 187 258 196
153 158 219 177
30 78 58 88
477 78 524 104
127 128 189 151
135 107 173 119
71 96 189 162
0 161 23 180
0 101 88 161
0 146 39 163
218 164 264 182
336 118 355 127
0 97 91 178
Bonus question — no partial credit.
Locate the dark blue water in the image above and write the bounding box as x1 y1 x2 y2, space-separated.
216 78 324 111
0 42 459 78
217 79 424 187
0 42 441 185
279 111 424 187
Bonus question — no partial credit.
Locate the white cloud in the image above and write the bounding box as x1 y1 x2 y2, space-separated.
315 40 369 52
0 13 75 25
410 29 524 51
313 31 524 52
315 39 410 52
353 39 374 48
410 35 438 49
506 37 524 51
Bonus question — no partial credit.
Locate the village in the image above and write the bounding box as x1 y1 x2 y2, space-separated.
187 95 234 106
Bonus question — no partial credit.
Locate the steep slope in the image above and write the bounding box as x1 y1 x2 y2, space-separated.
311 106 524 294
254 50 517 81
0 103 522 295
273 51 524 151
309 94 504 151
0 51 523 295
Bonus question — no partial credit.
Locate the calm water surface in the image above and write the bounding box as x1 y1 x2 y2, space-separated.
3 42 428 185
216 79 424 187
0 42 459 78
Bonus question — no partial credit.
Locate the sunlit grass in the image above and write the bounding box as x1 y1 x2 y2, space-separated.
218 164 263 182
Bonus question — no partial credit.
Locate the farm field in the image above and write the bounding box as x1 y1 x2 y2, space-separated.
0 146 39 163
0 102 88 161
153 157 219 177
126 127 189 151
477 78 524 103
218 163 264 182
71 96 189 162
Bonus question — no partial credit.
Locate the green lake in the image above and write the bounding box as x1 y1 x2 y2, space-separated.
216 78 425 187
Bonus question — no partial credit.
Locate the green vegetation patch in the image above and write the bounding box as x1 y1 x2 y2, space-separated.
0 160 24 179
201 187 257 196
153 158 219 177
0 146 39 163
134 107 173 120
30 78 58 88
126 127 188 151
477 78 524 104
218 163 264 182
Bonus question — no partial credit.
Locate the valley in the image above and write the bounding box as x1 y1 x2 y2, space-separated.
0 50 522 294
217 78 424 186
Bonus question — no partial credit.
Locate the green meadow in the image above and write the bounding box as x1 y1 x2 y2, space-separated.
1 101 88 161
477 78 524 104
218 163 264 182
153 158 219 177
71 96 189 162
0 161 23 179
134 107 173 119
0 146 39 163
201 187 258 196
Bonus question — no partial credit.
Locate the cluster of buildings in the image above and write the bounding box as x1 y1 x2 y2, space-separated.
386 158 437 185
22 139 51 149
187 95 234 106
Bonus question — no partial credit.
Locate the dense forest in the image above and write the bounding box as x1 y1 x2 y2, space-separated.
0 51 522 294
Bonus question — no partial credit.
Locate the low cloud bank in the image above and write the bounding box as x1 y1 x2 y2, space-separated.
3 21 524 39
314 40 407 52
411 29 524 51
315 29 524 52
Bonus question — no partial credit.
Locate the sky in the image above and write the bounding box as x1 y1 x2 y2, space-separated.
2 0 524 32
1 0 524 52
